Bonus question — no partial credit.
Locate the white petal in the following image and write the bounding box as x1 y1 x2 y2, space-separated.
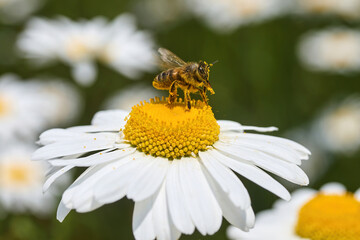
217 120 244 132
63 156 133 210
93 153 147 204
214 142 309 185
68 125 121 133
133 197 156 240
76 198 103 213
178 157 222 235
49 147 134 166
245 208 255 229
127 156 169 202
219 132 305 164
240 126 278 132
217 120 278 133
38 128 83 145
152 183 181 240
72 62 97 87
57 200 71 222
199 151 250 209
166 160 195 234
232 133 311 155
33 133 117 160
201 162 252 231
43 165 74 192
210 150 291 201
320 182 347 195
91 110 129 128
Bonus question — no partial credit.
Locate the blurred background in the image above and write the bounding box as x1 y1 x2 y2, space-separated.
0 0 360 239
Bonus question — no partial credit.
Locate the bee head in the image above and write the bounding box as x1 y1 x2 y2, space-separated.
198 61 215 95
198 61 211 80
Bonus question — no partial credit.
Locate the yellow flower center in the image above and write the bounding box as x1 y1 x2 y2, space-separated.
296 193 360 240
123 97 220 159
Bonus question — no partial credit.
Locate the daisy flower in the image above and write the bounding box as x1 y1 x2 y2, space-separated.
103 84 162 112
227 182 360 240
293 0 360 20
314 96 360 154
17 14 155 86
0 142 68 217
185 0 290 32
298 28 360 73
34 97 310 239
0 74 53 142
0 0 43 24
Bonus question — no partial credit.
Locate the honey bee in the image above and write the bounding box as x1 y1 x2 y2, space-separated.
153 48 215 110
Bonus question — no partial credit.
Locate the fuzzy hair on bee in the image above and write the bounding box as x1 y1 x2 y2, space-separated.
153 48 215 111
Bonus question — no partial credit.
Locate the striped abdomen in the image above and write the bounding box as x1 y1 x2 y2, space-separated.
153 69 179 89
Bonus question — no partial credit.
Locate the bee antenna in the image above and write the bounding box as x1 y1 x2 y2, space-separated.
209 60 219 66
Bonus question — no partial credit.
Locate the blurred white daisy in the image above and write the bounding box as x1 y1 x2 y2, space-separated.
293 0 360 20
33 79 82 126
314 96 360 154
298 28 360 73
0 74 52 142
17 14 155 86
0 0 43 24
103 84 162 112
186 0 290 32
0 142 68 217
33 97 310 239
227 182 360 240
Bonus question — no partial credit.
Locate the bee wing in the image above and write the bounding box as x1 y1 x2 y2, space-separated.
157 48 187 70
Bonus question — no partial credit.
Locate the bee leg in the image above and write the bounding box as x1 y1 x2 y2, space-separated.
184 89 191 111
200 88 209 104
168 81 178 104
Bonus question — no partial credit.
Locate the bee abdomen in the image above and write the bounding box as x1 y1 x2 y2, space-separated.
155 69 176 84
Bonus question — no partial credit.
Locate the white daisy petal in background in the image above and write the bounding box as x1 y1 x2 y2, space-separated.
314 95 360 155
34 97 310 239
293 0 360 20
298 28 360 73
99 14 156 79
0 74 82 142
103 84 162 112
0 0 43 24
185 0 290 32
17 14 156 86
227 182 360 240
33 79 82 126
134 0 188 28
0 142 69 217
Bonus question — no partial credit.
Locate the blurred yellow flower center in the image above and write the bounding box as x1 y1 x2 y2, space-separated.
0 163 32 188
123 97 220 159
0 96 10 116
66 37 92 61
296 193 360 240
